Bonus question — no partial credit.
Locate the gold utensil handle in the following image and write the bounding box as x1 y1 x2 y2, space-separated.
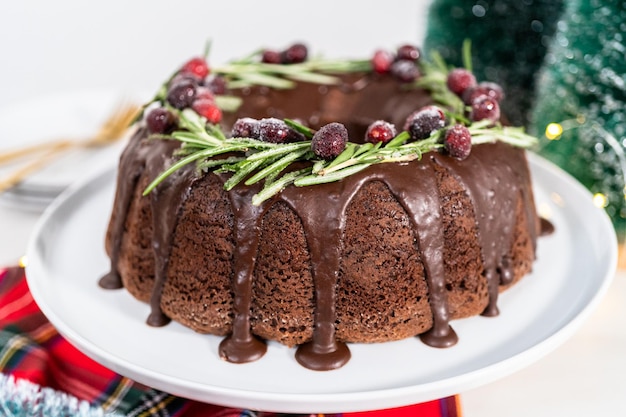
0 142 73 192
0 139 73 165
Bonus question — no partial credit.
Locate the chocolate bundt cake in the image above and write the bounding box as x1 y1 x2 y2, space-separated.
100 43 544 371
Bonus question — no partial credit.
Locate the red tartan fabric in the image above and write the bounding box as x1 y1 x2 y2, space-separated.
0 266 461 416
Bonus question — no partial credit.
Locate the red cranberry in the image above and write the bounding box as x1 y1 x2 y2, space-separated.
231 118 260 138
444 124 472 160
262 49 282 64
146 108 177 134
169 72 202 87
311 122 348 159
181 57 210 79
192 99 222 124
281 43 308 64
365 120 397 144
405 106 446 140
446 68 477 97
462 82 504 105
470 95 501 123
166 79 197 109
390 60 420 83
371 49 394 74
396 44 421 61
258 118 304 143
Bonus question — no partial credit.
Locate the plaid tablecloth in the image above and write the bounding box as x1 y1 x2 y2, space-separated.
0 266 461 416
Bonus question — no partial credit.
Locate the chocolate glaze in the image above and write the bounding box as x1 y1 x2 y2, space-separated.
540 217 555 236
101 74 541 371
218 184 268 363
98 127 154 290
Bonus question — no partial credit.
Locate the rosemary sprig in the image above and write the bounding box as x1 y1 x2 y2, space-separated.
141 46 539 205
142 109 537 205
214 57 371 90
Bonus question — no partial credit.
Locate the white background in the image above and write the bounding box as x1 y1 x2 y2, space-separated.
0 0 430 106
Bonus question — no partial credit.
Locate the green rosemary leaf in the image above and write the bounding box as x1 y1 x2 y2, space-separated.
215 95 243 113
261 167 281 187
284 119 316 138
312 159 326 174
462 39 473 73
245 141 311 161
295 163 372 186
385 131 411 148
309 59 371 73
178 109 207 133
351 142 374 158
360 140 383 158
429 51 449 74
170 131 214 147
245 147 310 185
143 150 208 195
231 72 295 89
325 143 358 170
225 79 255 90
206 123 228 141
286 71 340 85
197 156 246 171
251 168 312 206
223 159 266 190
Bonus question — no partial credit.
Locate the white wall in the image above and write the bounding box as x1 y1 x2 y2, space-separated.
0 0 432 106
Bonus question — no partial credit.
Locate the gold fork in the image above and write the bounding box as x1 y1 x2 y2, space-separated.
0 102 140 193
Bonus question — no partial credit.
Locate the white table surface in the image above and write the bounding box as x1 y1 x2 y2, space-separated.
1 201 624 416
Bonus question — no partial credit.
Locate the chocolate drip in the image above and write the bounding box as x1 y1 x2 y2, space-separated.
378 160 458 348
146 153 197 327
280 179 360 370
218 183 267 363
99 129 150 290
540 217 555 236
435 143 533 316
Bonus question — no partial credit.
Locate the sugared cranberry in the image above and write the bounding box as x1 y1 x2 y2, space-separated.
371 49 394 74
146 108 177 134
396 44 421 61
444 124 472 160
446 68 477 97
365 120 397 144
470 95 501 123
311 122 348 159
262 49 282 64
405 106 446 140
390 60 420 83
281 43 308 64
166 80 196 109
258 118 304 143
181 57 210 79
462 82 504 105
231 118 260 138
169 72 202 87
206 75 227 95
192 99 222 124
194 86 215 101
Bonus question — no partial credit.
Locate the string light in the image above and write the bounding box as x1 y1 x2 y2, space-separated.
545 122 564 140
593 192 608 208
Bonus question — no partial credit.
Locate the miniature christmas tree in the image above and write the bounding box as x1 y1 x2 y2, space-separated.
531 0 626 238
423 0 564 127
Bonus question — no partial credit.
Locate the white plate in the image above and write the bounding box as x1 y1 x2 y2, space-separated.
0 90 148 211
25 153 617 413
